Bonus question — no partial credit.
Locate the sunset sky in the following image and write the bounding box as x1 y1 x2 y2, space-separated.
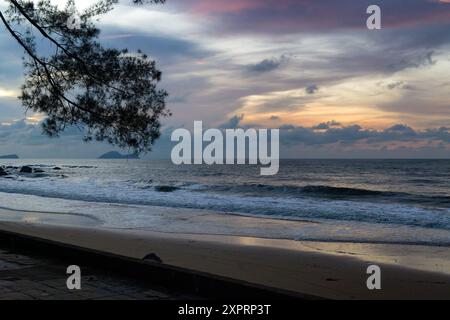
0 0 450 158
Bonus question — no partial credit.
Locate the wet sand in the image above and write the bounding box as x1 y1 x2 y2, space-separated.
0 220 449 299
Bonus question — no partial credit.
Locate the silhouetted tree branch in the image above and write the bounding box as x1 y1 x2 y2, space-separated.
0 0 169 154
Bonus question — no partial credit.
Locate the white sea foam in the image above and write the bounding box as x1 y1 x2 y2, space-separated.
0 192 450 246
0 159 449 245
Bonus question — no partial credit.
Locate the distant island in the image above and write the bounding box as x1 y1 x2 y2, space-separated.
98 151 139 159
0 154 19 159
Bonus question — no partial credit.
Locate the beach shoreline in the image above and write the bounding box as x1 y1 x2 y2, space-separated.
1 190 450 247
0 217 449 299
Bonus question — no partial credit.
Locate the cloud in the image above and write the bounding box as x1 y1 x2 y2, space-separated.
100 29 214 65
386 81 415 90
280 122 450 146
305 85 319 95
0 88 17 98
383 124 418 138
385 50 436 71
0 118 449 159
176 0 450 35
312 121 341 130
246 55 288 73
219 114 245 128
0 119 116 158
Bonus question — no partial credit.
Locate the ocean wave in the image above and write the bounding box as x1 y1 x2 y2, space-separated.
0 175 449 231
1 192 450 246
192 183 398 196
154 186 180 193
297 185 393 196
1 159 450 232
188 183 450 206
2 167 450 209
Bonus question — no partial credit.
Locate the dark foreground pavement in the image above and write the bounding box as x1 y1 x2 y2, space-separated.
0 248 198 300
0 228 312 301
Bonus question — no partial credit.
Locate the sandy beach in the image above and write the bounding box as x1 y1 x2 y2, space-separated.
0 214 449 300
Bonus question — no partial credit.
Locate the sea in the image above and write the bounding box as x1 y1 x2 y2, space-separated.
0 159 449 245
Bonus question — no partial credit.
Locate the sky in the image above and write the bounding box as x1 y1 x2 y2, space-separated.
0 0 450 158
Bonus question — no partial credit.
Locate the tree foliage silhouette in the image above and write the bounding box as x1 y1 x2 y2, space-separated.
0 0 169 153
